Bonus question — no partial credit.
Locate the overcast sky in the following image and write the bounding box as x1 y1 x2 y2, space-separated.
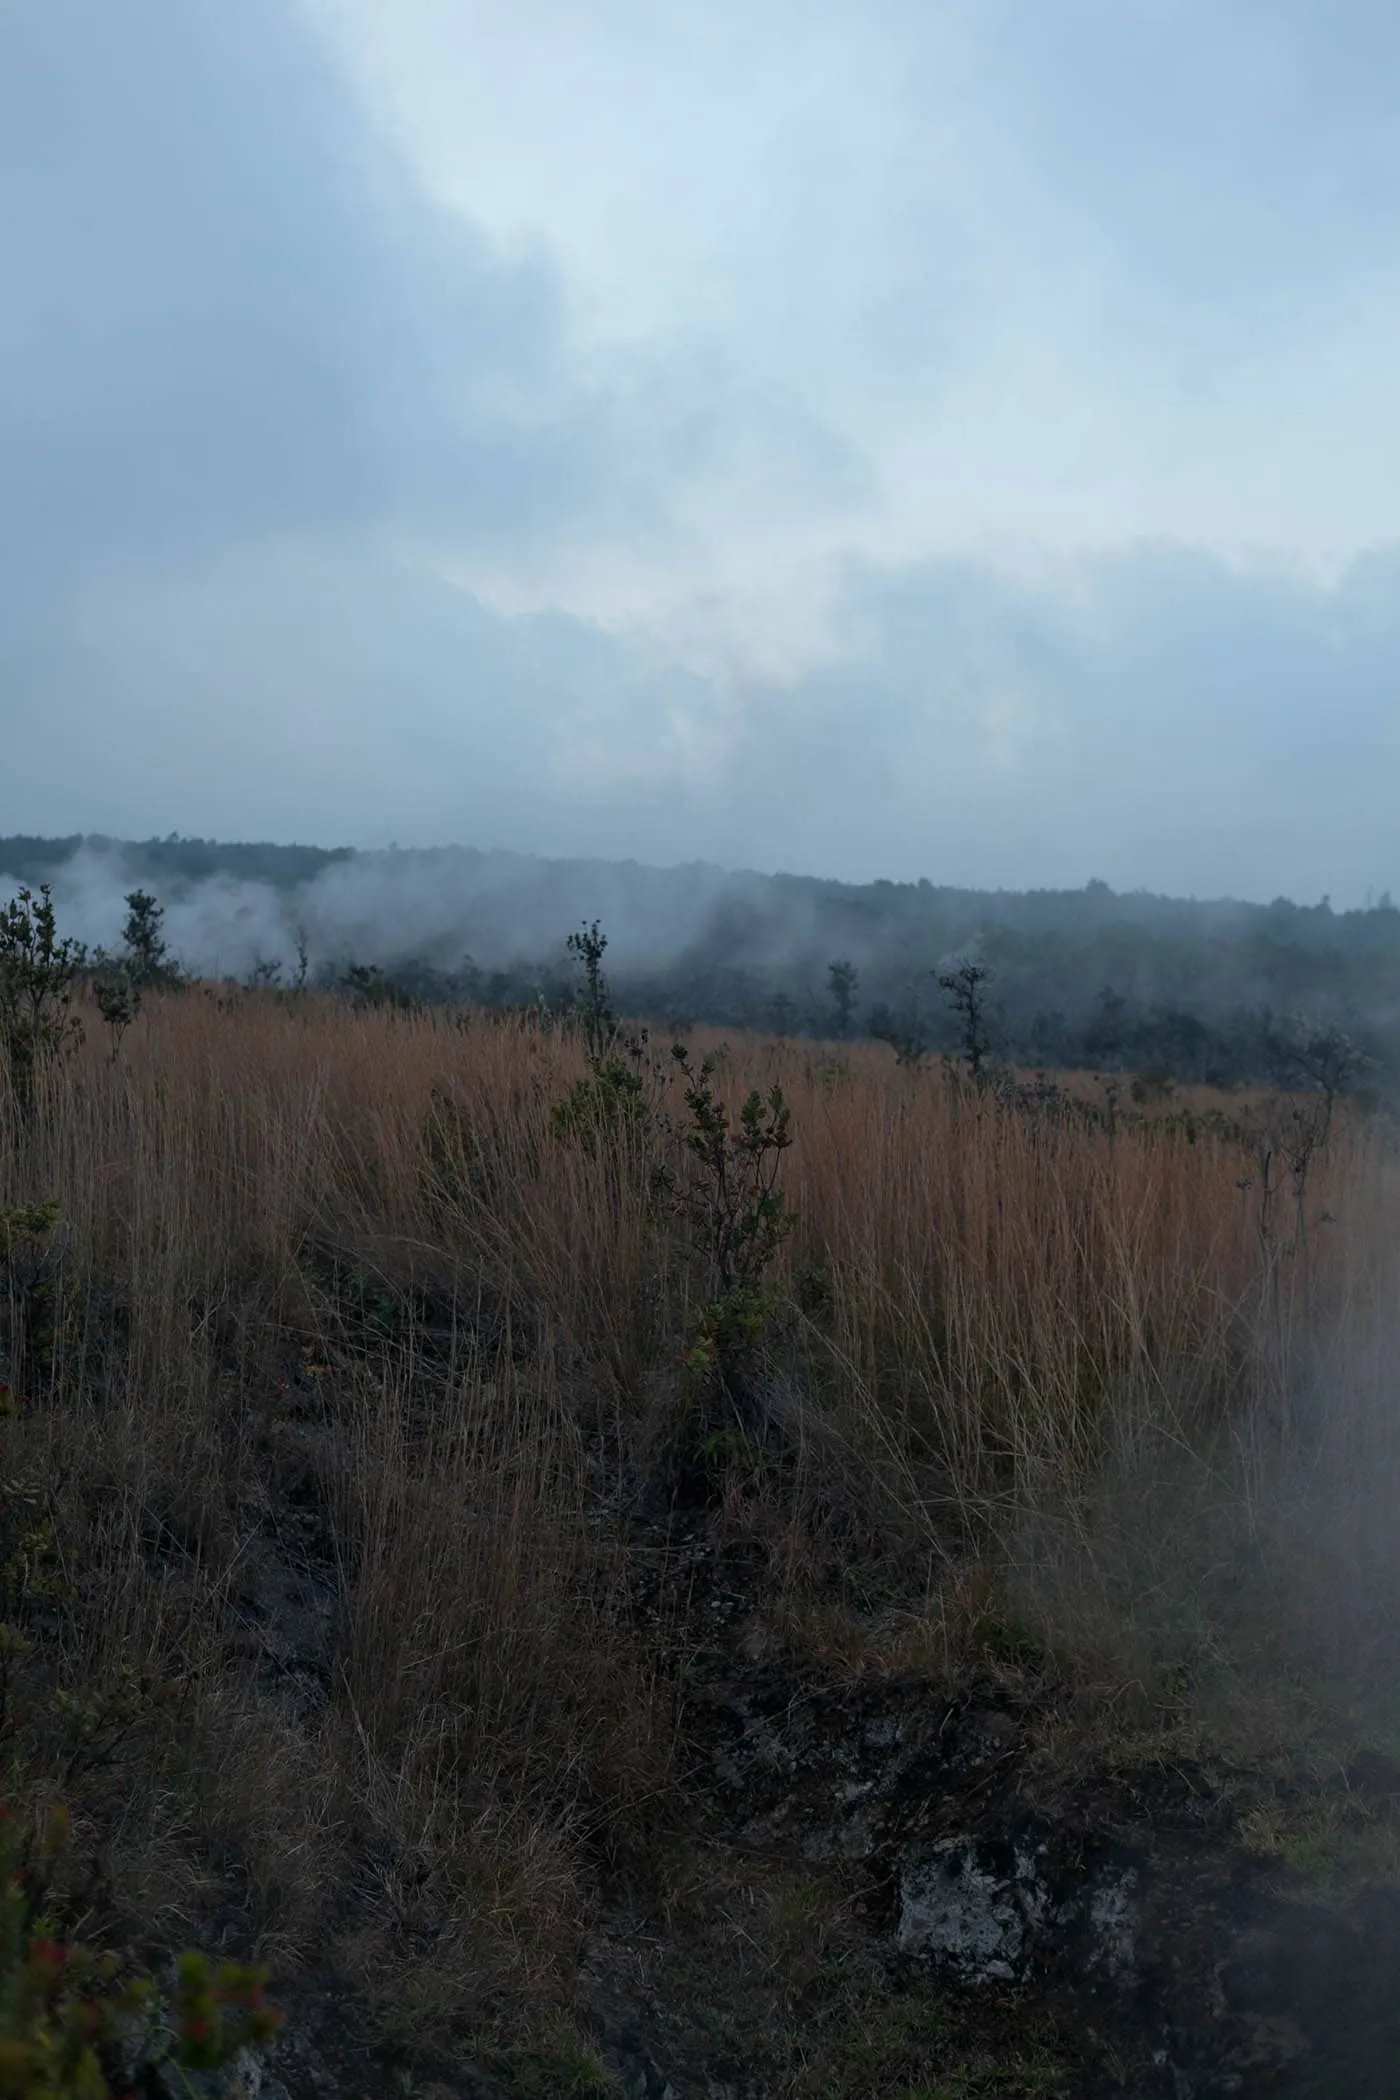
2 0 1397 902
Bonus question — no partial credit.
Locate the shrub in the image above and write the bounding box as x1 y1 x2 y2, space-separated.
117 893 180 994
0 1802 282 2098
91 972 138 1060
935 958 997 1081
657 1046 798 1487
551 1057 651 1147
0 888 84 1112
663 1047 796 1300
552 920 659 1147
826 959 859 1041
565 921 616 1068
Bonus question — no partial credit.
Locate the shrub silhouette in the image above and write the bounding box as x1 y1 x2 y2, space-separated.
117 892 180 993
0 888 84 1113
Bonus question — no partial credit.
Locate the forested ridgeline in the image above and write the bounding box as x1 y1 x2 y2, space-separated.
2 832 1395 1089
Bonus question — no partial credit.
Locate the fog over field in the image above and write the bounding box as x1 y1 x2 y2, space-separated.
8 7 1400 2092
5 830 1398 1099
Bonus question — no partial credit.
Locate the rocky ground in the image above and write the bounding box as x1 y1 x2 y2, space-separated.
146 1417 1400 2100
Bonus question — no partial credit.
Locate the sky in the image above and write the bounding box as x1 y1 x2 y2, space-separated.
2 0 1397 903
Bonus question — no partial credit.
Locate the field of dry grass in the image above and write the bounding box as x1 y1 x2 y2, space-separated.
2 988 1397 2077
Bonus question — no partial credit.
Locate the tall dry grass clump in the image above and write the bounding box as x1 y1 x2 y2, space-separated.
0 983 1394 2051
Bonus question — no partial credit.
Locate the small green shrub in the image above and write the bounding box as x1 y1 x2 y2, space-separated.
551 1057 650 1147
935 959 997 1082
663 1048 795 1299
0 1204 61 1260
91 973 138 1060
658 1048 798 1493
0 1802 282 2098
116 892 181 994
826 959 859 1041
0 888 84 1111
552 920 659 1148
565 921 615 1067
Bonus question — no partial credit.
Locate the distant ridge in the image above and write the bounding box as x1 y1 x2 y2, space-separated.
2 833 1395 1089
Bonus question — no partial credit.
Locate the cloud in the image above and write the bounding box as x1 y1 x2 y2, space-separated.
315 0 1400 565
977 0 1400 332
5 534 1398 906
1 0 1396 910
0 0 860 616
706 542 1400 900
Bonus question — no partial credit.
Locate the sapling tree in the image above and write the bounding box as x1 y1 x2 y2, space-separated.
664 1050 796 1387
826 958 859 1040
1265 1013 1372 1130
565 920 616 1065
935 958 997 1081
666 1047 796 1299
119 890 179 991
552 921 655 1143
652 1045 799 1490
1250 1014 1375 1294
0 888 84 1111
551 921 801 1479
87 889 177 1058
92 969 138 1060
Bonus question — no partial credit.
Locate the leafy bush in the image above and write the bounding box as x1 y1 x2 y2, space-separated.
935 959 998 1082
0 1802 282 2098
91 972 138 1060
117 893 180 994
655 1046 799 1492
826 959 859 1040
0 889 84 1111
663 1048 796 1299
552 920 659 1146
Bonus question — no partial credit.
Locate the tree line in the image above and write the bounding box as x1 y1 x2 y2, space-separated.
1 836 1394 1093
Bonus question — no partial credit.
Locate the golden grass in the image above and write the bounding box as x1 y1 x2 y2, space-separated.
0 990 1396 2039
